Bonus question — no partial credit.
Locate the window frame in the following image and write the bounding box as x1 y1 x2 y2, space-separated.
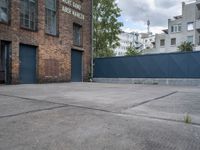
171 38 176 46
187 22 194 31
73 23 83 47
171 24 181 33
160 39 165 47
171 26 174 33
187 36 194 44
0 0 11 25
45 0 58 36
20 0 38 31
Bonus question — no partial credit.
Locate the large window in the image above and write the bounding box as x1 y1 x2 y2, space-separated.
45 0 57 35
171 24 181 33
20 0 37 30
73 24 82 46
0 0 9 23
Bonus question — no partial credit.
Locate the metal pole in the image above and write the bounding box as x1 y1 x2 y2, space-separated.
91 0 94 80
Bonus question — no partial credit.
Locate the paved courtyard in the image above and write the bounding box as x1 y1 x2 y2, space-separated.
0 83 200 150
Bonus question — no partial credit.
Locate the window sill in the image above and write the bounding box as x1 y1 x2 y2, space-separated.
20 26 37 32
45 32 59 37
171 31 181 34
0 21 10 26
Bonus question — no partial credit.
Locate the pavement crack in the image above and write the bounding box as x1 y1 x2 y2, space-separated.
128 91 178 109
0 93 67 106
0 105 67 119
1 91 200 127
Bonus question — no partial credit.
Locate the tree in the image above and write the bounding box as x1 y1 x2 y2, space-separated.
125 45 141 56
93 0 123 58
178 41 193 52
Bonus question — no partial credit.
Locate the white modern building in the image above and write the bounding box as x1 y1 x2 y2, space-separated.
139 33 156 54
155 1 200 53
114 32 139 56
115 32 155 56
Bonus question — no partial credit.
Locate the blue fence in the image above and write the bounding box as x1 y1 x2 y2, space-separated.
94 51 200 78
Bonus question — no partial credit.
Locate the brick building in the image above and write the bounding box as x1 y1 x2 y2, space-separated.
0 0 92 84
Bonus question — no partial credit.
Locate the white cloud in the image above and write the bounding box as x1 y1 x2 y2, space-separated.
122 26 166 34
117 0 195 34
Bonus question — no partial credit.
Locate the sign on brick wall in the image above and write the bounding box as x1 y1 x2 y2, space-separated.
62 0 85 20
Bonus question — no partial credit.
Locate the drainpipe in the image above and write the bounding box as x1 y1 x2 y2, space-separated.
91 0 94 80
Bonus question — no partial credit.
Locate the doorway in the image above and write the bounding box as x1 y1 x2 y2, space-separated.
19 44 37 84
0 41 10 84
71 50 83 82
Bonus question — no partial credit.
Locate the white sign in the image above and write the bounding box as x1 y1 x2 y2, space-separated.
62 0 84 20
62 0 82 11
62 6 85 20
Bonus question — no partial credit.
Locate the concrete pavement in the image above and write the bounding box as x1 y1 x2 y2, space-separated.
0 83 200 150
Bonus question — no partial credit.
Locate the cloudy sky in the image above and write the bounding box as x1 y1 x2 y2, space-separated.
116 0 195 34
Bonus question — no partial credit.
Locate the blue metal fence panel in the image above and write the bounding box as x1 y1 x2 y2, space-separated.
94 51 200 78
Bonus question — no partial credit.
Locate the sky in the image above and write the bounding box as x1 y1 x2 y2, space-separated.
116 0 195 34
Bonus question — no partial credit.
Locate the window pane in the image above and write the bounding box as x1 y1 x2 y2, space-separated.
187 36 193 44
160 39 165 46
171 26 174 32
0 0 7 7
45 8 57 35
175 26 177 32
178 24 181 32
45 0 57 35
73 24 82 46
171 38 176 45
187 22 194 31
20 0 37 30
0 0 8 22
46 0 56 10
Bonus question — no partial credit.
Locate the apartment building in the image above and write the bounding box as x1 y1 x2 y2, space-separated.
115 31 155 56
0 0 92 84
155 1 200 53
139 33 156 54
114 32 139 56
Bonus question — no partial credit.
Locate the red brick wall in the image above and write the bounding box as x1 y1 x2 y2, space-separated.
0 0 92 84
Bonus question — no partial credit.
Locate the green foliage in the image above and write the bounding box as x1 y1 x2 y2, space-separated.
178 41 193 52
184 113 192 124
125 45 141 56
93 0 123 58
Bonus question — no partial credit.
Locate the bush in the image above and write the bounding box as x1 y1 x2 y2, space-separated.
178 41 193 52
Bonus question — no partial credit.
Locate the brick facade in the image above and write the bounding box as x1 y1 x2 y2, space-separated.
0 0 92 84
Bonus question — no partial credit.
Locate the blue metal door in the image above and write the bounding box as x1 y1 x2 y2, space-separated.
71 50 82 82
19 44 36 84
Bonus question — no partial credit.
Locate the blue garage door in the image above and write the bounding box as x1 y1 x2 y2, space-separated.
71 50 82 82
19 44 36 84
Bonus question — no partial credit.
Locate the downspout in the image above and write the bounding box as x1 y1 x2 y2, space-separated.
91 0 94 80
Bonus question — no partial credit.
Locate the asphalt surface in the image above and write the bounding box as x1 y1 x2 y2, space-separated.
0 83 200 150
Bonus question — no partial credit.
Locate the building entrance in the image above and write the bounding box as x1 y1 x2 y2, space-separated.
0 41 10 84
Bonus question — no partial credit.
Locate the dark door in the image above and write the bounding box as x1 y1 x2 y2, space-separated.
19 44 36 84
71 50 82 82
0 41 10 84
